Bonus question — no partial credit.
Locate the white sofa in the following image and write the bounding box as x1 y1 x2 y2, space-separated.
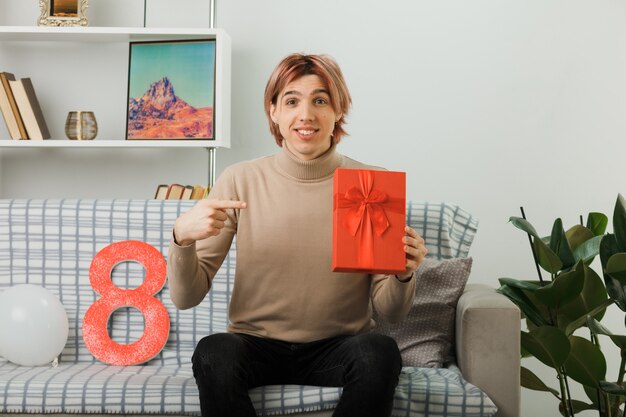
0 199 520 417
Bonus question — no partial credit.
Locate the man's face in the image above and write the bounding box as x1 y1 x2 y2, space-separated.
271 74 339 161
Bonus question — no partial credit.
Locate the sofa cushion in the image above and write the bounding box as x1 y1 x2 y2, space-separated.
406 201 477 260
0 361 496 417
373 257 473 368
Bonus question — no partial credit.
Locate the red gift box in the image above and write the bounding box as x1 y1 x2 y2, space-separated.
332 168 406 274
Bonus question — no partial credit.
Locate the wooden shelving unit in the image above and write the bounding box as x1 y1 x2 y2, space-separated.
0 26 231 150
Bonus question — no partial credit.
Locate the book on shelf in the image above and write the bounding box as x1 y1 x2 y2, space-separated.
165 184 186 200
154 183 210 200
154 184 169 199
8 78 50 140
0 72 27 139
190 184 209 200
181 185 194 200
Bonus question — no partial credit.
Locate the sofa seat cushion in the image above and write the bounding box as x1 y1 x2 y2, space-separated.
0 361 496 417
0 362 195 414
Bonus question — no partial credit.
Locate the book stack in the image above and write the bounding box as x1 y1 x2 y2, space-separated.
0 72 50 140
154 184 211 200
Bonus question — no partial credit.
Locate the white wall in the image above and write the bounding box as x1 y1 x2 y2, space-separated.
3 1 626 415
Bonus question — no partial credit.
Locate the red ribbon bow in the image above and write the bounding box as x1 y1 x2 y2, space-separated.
335 170 405 269
338 172 391 237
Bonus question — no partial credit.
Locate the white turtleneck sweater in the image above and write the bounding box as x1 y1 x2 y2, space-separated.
167 146 416 343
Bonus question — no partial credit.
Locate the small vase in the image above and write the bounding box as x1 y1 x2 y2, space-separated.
65 111 97 140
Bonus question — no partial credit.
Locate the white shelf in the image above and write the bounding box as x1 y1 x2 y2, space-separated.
0 139 217 148
0 25 232 149
0 26 225 42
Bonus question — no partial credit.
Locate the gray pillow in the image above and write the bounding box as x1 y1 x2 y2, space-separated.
373 257 473 368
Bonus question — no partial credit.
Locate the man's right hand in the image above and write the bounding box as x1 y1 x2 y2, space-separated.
173 199 247 246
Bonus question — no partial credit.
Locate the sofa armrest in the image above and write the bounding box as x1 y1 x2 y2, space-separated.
455 283 521 417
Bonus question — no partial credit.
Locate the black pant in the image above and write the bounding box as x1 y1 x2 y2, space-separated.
191 332 402 417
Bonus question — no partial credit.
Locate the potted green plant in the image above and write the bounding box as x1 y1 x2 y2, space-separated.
498 194 626 416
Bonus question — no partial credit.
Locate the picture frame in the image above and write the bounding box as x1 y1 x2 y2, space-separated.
126 39 217 141
38 0 89 27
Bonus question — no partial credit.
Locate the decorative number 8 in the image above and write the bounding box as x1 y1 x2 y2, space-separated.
82 240 170 365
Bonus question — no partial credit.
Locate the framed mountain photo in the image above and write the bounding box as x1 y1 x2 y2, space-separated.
126 39 216 140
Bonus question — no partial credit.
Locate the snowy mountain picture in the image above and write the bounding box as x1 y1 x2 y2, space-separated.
126 40 216 140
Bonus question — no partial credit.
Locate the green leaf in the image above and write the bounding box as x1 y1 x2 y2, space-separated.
558 400 597 415
605 253 626 312
599 381 626 396
614 194 626 252
584 384 600 407
550 218 575 270
497 284 548 327
526 316 540 332
525 289 555 324
498 278 541 291
566 224 595 252
606 253 626 283
534 261 585 308
521 326 570 369
560 265 608 324
587 212 609 237
564 298 614 336
586 316 612 337
601 234 620 272
587 317 626 350
599 234 626 311
533 238 564 274
572 235 603 265
510 216 542 238
520 366 560 397
509 217 563 273
564 336 607 387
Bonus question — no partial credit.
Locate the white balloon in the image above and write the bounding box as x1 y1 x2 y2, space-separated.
0 284 69 366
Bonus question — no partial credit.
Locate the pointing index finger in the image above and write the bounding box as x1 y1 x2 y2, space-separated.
212 199 247 210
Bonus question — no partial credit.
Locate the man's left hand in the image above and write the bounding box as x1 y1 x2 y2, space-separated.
396 226 427 282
